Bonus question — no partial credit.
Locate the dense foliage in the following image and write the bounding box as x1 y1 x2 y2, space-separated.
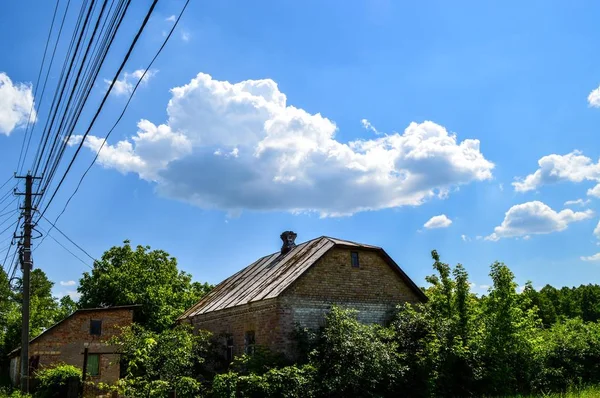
3 242 600 397
212 251 600 398
78 240 212 332
34 364 81 398
99 324 213 397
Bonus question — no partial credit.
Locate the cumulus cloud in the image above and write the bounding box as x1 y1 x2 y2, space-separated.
77 73 494 216
424 214 452 229
461 234 470 242
486 201 594 241
181 31 190 42
564 198 591 206
60 280 76 286
588 85 600 108
581 253 600 262
0 72 36 135
165 15 176 22
105 69 157 97
513 151 600 193
588 184 600 198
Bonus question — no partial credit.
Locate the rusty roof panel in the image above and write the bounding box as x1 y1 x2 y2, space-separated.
179 236 408 319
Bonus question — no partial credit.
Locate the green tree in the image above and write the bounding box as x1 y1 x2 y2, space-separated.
108 324 212 397
311 306 403 398
3 269 62 354
55 295 78 320
78 241 212 332
479 262 542 395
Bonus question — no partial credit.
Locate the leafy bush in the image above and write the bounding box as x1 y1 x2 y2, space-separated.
34 363 81 398
0 386 31 398
212 364 315 398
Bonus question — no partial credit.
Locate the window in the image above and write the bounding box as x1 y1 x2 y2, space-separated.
244 331 255 355
87 354 100 376
90 319 102 336
351 251 360 268
226 336 234 363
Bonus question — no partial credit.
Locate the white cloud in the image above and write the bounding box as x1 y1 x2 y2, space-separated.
588 184 600 198
69 119 192 180
461 234 470 242
486 201 594 241
498 183 504 191
60 280 76 286
594 220 600 240
181 31 190 42
361 119 380 135
479 284 490 290
424 214 452 229
581 253 600 262
564 198 591 206
588 85 600 108
105 69 157 97
513 151 600 193
77 72 494 216
165 15 176 23
0 72 36 135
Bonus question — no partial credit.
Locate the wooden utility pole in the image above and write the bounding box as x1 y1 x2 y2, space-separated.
16 174 38 393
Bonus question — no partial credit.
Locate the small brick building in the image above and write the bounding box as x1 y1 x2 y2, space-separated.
9 305 138 388
179 232 426 359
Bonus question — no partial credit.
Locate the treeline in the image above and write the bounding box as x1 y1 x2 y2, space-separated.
521 282 600 326
3 242 600 397
205 252 600 398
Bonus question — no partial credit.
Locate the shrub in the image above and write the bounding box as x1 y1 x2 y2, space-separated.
34 364 81 398
211 364 315 398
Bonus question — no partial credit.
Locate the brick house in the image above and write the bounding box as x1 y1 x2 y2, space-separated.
9 305 138 388
179 232 426 359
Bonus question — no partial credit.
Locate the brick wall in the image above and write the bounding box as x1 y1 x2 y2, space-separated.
190 246 422 359
11 307 134 388
277 247 422 353
284 247 421 304
189 299 286 356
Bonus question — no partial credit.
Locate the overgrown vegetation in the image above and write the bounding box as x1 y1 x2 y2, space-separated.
34 364 81 398
209 251 600 398
3 243 600 397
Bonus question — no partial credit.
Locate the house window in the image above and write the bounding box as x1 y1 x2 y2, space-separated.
87 354 100 376
351 252 360 268
226 336 234 363
90 320 102 336
244 331 255 355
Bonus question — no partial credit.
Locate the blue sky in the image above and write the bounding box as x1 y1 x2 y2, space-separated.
2 0 600 299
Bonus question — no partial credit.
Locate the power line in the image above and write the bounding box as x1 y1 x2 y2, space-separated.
35 224 92 269
0 197 18 216
39 214 95 261
35 0 159 223
0 219 20 237
16 0 62 173
48 0 191 231
31 0 129 214
31 0 98 179
0 175 13 192
33 0 127 210
0 184 17 206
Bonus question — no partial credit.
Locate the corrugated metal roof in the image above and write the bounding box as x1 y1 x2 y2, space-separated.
179 236 425 320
